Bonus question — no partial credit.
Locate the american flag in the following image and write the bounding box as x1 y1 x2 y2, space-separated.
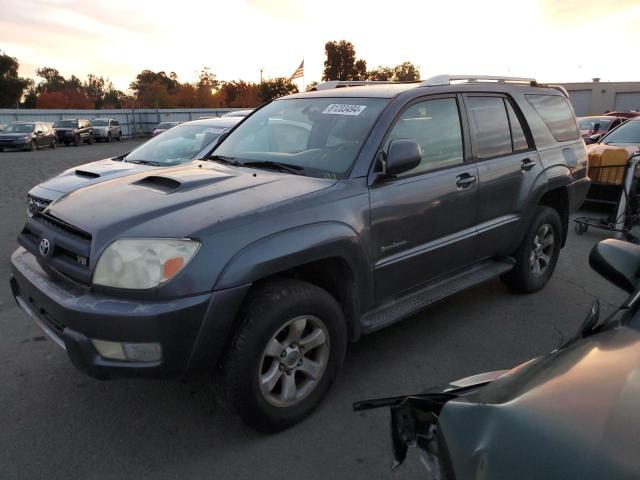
289 60 304 80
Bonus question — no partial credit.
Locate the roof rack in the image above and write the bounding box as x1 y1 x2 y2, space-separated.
421 74 537 87
312 80 420 91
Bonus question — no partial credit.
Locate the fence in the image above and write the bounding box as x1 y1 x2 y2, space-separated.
0 108 245 138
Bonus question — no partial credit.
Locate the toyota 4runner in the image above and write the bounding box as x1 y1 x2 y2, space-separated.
10 75 590 431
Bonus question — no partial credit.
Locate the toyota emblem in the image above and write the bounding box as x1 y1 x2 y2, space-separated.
39 238 51 256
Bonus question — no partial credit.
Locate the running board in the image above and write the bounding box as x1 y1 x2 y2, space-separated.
361 258 514 334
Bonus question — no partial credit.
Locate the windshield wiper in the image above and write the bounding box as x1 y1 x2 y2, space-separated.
125 159 162 166
241 160 304 175
207 155 240 166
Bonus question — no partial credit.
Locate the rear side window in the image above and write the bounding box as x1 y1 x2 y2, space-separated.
466 96 512 159
526 94 579 142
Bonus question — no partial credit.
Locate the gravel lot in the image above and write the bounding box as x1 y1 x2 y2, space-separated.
0 142 629 479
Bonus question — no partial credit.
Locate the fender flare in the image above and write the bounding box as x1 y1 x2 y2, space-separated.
216 221 374 316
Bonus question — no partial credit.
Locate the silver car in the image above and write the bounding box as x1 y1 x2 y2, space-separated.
92 118 122 142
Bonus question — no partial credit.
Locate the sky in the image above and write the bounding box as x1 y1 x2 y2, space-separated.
1 0 639 92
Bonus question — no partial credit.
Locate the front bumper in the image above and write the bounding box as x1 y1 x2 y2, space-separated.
0 139 29 149
10 247 234 379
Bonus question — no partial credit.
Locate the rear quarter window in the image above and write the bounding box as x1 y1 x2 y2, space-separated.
526 94 579 142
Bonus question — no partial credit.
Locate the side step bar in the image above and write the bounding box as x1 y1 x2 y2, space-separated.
361 258 514 334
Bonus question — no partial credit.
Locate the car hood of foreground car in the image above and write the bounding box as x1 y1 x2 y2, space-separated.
29 158 157 202
435 324 640 480
43 160 337 247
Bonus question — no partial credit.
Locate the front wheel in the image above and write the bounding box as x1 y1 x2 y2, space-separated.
117 131 122 141
73 135 79 146
88 135 94 145
106 132 111 143
217 279 347 432
51 138 56 149
501 206 562 293
27 140 36 151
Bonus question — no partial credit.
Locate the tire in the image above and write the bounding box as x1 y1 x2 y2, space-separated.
51 138 56 149
106 132 111 143
117 131 122 141
0 147 4 152
217 279 347 432
88 135 94 145
27 140 36 151
64 140 69 146
73 135 79 146
501 206 562 293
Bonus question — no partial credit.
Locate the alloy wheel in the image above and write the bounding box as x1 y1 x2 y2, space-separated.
529 223 555 276
258 315 330 408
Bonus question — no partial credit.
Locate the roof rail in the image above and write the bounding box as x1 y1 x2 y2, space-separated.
312 80 419 91
421 74 537 87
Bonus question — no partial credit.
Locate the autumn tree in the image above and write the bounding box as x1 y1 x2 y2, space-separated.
322 40 367 81
129 70 180 107
392 61 420 81
217 81 261 108
0 52 32 107
258 77 298 102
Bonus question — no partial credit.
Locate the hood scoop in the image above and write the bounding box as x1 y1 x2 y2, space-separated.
133 175 182 193
75 169 101 179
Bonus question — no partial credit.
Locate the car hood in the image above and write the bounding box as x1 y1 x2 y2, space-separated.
438 325 640 479
45 161 337 246
30 159 155 201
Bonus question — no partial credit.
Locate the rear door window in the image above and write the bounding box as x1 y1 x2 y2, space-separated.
526 94 579 142
466 96 512 159
505 100 529 151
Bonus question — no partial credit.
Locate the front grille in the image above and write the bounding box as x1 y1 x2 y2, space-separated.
27 195 51 217
19 214 93 285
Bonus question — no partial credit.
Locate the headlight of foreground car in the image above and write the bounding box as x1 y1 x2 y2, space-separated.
93 238 200 289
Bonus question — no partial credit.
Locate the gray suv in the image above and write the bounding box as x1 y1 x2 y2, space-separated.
92 118 122 142
10 75 589 432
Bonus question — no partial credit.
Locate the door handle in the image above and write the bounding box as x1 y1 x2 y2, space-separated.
455 174 477 189
521 158 536 172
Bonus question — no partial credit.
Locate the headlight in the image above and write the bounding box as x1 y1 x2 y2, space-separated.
93 238 200 289
22 136 31 141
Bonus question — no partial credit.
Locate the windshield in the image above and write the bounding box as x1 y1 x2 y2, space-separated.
5 123 34 133
601 120 640 145
125 123 228 165
92 119 108 126
578 117 612 131
54 120 77 128
212 97 388 178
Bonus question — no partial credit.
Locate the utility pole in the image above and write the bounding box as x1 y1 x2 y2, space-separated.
260 68 264 84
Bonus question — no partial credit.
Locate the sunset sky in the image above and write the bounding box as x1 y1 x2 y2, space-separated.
1 0 639 91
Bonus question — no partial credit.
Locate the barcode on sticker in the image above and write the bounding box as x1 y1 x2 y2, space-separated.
322 104 367 116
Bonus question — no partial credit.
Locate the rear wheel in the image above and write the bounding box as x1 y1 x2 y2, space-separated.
106 132 112 143
51 138 56 149
217 279 347 432
117 131 122 141
73 135 79 146
501 206 562 293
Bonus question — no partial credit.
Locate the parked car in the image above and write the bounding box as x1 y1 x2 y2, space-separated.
355 237 640 480
0 121 57 152
26 116 242 215
577 115 626 144
53 119 94 146
221 109 253 118
604 111 640 119
10 75 589 432
584 117 640 209
92 118 122 142
152 121 181 136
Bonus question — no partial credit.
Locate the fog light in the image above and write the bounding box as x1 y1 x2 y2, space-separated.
91 339 162 362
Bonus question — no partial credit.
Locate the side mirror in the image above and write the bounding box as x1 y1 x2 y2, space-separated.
588 133 601 143
386 139 422 176
589 239 640 293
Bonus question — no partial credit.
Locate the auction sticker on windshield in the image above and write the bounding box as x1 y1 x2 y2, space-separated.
322 104 367 116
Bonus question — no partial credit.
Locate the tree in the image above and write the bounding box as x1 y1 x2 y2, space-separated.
305 81 319 92
129 70 180 107
366 66 394 81
84 74 107 108
0 52 32 107
322 40 367 81
217 81 261 108
393 61 420 81
34 67 66 93
258 77 299 102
